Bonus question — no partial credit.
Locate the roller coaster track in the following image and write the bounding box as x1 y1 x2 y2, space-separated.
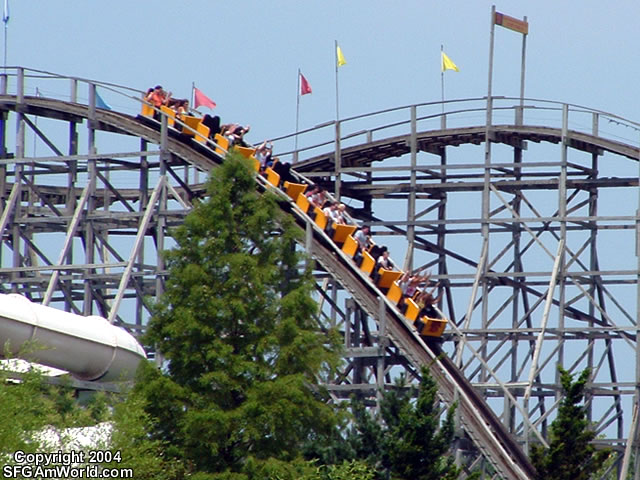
277 98 640 477
282 96 640 173
293 124 640 172
6 69 640 476
299 213 535 479
0 86 536 477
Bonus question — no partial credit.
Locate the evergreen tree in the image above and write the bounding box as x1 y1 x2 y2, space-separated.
346 366 462 480
103 386 185 480
132 153 341 479
303 460 376 480
530 367 611 480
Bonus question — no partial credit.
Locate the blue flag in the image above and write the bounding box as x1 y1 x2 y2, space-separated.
95 89 111 110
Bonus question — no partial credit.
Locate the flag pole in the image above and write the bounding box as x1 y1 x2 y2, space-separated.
190 81 198 183
440 44 445 114
334 40 339 120
295 68 301 162
3 0 7 71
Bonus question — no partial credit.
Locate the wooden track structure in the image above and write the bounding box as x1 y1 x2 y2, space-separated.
294 124 639 171
282 97 640 478
2 69 640 477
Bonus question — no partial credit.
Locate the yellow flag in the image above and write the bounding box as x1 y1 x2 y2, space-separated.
336 45 347 67
441 51 459 72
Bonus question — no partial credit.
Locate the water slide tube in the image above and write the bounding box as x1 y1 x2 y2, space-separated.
0 294 146 382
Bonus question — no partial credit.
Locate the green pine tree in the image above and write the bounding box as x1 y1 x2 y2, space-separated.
129 153 341 479
346 366 462 480
102 386 185 480
530 367 611 480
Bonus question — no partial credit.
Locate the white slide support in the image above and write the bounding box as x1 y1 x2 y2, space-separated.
0 294 146 382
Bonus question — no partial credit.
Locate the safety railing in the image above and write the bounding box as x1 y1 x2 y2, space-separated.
3 67 638 169
0 66 230 158
272 96 640 165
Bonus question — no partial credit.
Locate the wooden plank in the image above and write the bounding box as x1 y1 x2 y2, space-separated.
494 11 529 34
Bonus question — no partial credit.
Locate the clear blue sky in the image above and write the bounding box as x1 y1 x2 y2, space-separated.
7 0 640 144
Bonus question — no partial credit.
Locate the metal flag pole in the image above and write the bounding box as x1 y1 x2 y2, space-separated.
295 68 301 161
2 0 8 70
191 81 199 183
3 9 7 70
334 40 339 120
440 44 445 114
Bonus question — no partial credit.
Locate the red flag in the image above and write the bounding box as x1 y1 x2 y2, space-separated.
300 72 312 95
193 87 216 109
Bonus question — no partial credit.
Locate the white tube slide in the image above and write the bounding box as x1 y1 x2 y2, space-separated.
0 294 146 382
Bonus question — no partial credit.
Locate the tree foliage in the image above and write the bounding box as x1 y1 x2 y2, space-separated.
303 460 376 480
104 384 184 480
3 154 461 480
0 360 108 463
0 366 57 461
530 367 611 480
344 366 462 480
129 154 341 479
